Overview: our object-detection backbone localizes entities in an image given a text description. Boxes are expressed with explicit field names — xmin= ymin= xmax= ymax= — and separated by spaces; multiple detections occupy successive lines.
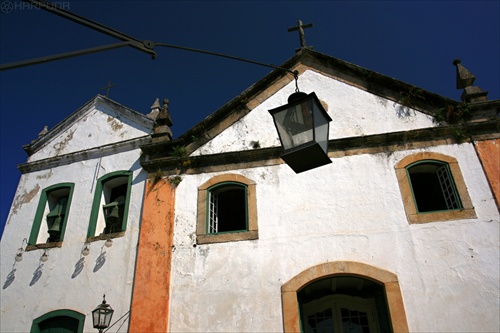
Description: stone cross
xmin=288 ymin=20 xmax=313 ymax=49
xmin=100 ymin=80 xmax=118 ymax=97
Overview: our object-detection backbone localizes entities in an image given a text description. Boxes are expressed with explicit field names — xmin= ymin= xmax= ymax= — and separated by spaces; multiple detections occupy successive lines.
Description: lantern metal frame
xmin=269 ymin=91 xmax=332 ymax=173
xmin=92 ymin=295 xmax=114 ymax=333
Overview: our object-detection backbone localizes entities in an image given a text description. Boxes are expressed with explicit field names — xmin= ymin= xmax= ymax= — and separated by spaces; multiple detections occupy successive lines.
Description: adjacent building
xmin=0 ymin=95 xmax=154 ymax=332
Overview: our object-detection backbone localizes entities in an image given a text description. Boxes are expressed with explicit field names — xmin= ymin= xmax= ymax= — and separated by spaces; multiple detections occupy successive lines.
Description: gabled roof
xmin=23 ymin=94 xmax=154 ymax=157
xmin=141 ymin=48 xmax=499 ymax=173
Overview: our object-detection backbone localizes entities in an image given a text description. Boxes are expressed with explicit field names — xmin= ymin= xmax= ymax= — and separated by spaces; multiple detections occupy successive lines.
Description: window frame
xmin=87 ymin=170 xmax=132 ymax=241
xmin=281 ymin=261 xmax=409 ymax=333
xmin=27 ymin=183 xmax=75 ymax=249
xmin=395 ymin=152 xmax=476 ymax=224
xmin=197 ymin=174 xmax=258 ymax=244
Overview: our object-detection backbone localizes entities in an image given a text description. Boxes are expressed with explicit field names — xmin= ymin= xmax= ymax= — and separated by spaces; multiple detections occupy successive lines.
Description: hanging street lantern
xmin=92 ymin=294 xmax=114 ymax=333
xmin=269 ymin=91 xmax=332 ymax=173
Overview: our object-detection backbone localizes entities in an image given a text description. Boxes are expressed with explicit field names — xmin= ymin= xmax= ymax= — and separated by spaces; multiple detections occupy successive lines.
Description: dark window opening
xmin=408 ymin=162 xmax=462 ymax=213
xmin=102 ymin=178 xmax=128 ymax=234
xmin=298 ymin=276 xmax=392 ymax=333
xmin=208 ymin=184 xmax=247 ymax=233
xmin=46 ymin=188 xmax=70 ymax=243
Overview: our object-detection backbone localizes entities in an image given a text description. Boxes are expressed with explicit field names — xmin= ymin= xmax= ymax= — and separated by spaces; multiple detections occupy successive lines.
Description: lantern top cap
xmin=287 ymin=91 xmax=308 ymax=103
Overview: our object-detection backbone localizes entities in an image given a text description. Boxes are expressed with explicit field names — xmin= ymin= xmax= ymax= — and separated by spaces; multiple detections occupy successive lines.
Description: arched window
xmin=207 ymin=182 xmax=247 ymax=234
xmin=28 ymin=183 xmax=75 ymax=248
xmin=407 ymin=161 xmax=462 ymax=213
xmin=87 ymin=171 xmax=132 ymax=240
xmin=197 ymin=174 xmax=258 ymax=244
xmin=395 ymin=152 xmax=476 ymax=224
xmin=281 ymin=261 xmax=409 ymax=333
xmin=31 ymin=309 xmax=85 ymax=333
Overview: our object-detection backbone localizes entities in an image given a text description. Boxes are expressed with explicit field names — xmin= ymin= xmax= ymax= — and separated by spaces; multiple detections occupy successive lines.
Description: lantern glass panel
xmin=92 ymin=310 xmax=100 ymax=328
xmin=272 ymin=98 xmax=314 ymax=150
xmin=311 ymin=98 xmax=330 ymax=153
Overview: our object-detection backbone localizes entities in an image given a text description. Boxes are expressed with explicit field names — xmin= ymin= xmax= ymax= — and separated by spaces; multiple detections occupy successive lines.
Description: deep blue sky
xmin=1 ymin=1 xmax=499 ymax=237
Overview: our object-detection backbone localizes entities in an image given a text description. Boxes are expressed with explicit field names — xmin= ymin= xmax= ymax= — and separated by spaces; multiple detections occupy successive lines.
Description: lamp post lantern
xmin=92 ymin=295 xmax=114 ymax=333
xmin=269 ymin=91 xmax=332 ymax=173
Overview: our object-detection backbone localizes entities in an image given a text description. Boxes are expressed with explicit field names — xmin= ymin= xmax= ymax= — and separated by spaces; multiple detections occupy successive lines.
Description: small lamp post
xmin=92 ymin=294 xmax=114 ymax=333
xmin=269 ymin=91 xmax=332 ymax=173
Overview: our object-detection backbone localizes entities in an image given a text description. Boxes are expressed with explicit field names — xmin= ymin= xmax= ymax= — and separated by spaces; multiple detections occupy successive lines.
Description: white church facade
xmin=1 ymin=48 xmax=498 ymax=333
xmin=135 ymin=49 xmax=499 ymax=332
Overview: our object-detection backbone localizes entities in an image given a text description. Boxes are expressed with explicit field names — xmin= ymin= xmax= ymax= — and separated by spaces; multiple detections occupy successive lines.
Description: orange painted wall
xmin=475 ymin=139 xmax=500 ymax=208
xmin=129 ymin=179 xmax=175 ymax=332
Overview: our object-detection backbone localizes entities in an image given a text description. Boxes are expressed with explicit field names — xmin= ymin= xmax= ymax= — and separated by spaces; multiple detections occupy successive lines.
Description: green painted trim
xmin=206 ymin=182 xmax=248 ymax=234
xmin=28 ymin=183 xmax=75 ymax=246
xmin=87 ymin=170 xmax=132 ymax=238
xmin=31 ymin=309 xmax=85 ymax=333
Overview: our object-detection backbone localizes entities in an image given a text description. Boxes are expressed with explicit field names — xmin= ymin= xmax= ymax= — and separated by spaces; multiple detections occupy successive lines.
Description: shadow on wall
xmin=71 ymin=257 xmax=85 ymax=279
xmin=3 ymin=267 xmax=16 ymax=289
xmin=93 ymin=251 xmax=106 ymax=273
xmin=29 ymin=263 xmax=43 ymax=286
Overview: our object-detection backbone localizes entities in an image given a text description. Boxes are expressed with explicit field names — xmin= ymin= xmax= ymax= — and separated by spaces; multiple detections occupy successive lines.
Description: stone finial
xmin=151 ymin=98 xmax=161 ymax=110
xmin=152 ymin=98 xmax=174 ymax=143
xmin=158 ymin=99 xmax=173 ymax=127
xmin=38 ymin=125 xmax=48 ymax=138
xmin=147 ymin=98 xmax=161 ymax=119
xmin=453 ymin=59 xmax=488 ymax=103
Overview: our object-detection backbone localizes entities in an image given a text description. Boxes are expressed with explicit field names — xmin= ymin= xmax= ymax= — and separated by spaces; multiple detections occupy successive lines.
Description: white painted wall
xmin=170 ymin=145 xmax=499 ymax=332
xmin=28 ymin=98 xmax=151 ymax=162
xmin=192 ymin=70 xmax=436 ymax=156
xmin=0 ymin=100 xmax=150 ymax=332
xmin=169 ymin=67 xmax=499 ymax=333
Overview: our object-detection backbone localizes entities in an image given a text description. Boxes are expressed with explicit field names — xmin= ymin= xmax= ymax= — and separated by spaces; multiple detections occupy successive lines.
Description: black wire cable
xmin=151 ymin=41 xmax=299 ymax=78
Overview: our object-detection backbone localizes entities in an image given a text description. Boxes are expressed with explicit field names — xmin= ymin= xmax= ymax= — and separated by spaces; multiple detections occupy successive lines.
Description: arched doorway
xmin=281 ymin=261 xmax=409 ymax=333
xmin=31 ymin=309 xmax=85 ymax=333
xmin=298 ymin=276 xmax=390 ymax=332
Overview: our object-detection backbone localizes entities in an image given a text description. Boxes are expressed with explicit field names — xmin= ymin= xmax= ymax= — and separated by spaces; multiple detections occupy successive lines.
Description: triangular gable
xmin=24 ymin=95 xmax=153 ymax=162
xmin=140 ymin=48 xmax=496 ymax=173
xmin=171 ymin=49 xmax=454 ymax=155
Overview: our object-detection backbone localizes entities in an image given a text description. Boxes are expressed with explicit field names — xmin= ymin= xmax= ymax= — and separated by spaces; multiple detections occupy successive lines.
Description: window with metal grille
xmin=208 ymin=183 xmax=247 ymax=234
xmin=407 ymin=161 xmax=463 ymax=213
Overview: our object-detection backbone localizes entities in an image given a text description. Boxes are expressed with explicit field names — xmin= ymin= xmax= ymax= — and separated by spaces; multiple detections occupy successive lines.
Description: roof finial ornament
xmin=100 ymin=80 xmax=118 ymax=98
xmin=38 ymin=125 xmax=48 ymax=138
xmin=288 ymin=20 xmax=313 ymax=52
xmin=151 ymin=98 xmax=173 ymax=143
xmin=453 ymin=59 xmax=488 ymax=103
xmin=147 ymin=98 xmax=161 ymax=120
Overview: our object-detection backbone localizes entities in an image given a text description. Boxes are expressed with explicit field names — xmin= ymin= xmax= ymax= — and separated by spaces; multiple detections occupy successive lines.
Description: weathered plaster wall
xmin=192 ymin=70 xmax=436 ymax=156
xmin=0 ymin=148 xmax=146 ymax=332
xmin=129 ymin=178 xmax=175 ymax=332
xmin=474 ymin=138 xmax=500 ymax=208
xmin=169 ymin=143 xmax=499 ymax=332
xmin=28 ymin=101 xmax=150 ymax=162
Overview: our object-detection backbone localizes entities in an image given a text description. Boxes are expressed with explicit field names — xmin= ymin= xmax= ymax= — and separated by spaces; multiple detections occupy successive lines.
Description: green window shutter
xmin=436 ymin=165 xmax=462 ymax=210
